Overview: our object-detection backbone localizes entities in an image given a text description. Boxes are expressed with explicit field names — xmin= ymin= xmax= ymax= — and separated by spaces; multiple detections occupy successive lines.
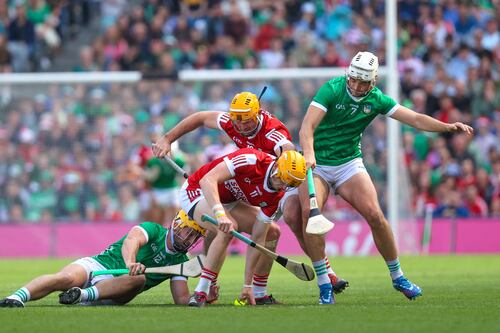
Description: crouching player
xmin=179 ymin=148 xmax=306 ymax=306
xmin=0 ymin=210 xmax=205 ymax=308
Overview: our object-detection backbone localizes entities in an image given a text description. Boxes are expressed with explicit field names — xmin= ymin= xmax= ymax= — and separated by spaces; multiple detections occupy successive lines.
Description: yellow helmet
xmin=276 ymin=150 xmax=307 ymax=188
xmin=173 ymin=209 xmax=206 ymax=235
xmin=170 ymin=209 xmax=206 ymax=252
xmin=229 ymin=92 xmax=260 ymax=122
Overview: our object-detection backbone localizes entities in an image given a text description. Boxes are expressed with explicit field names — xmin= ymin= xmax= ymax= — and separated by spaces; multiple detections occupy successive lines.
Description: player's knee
xmin=55 ymin=272 xmax=78 ymax=288
xmin=364 ymin=207 xmax=385 ymax=228
xmin=283 ymin=206 xmax=301 ymax=227
xmin=284 ymin=212 xmax=302 ymax=235
xmin=129 ymin=275 xmax=146 ymax=289
xmin=266 ymin=223 xmax=281 ymax=241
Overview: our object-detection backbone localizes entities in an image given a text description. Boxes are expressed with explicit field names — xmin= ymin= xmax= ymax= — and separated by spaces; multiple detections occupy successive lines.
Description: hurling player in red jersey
xmin=178 ymin=148 xmax=306 ymax=307
xmin=153 ymin=92 xmax=312 ymax=304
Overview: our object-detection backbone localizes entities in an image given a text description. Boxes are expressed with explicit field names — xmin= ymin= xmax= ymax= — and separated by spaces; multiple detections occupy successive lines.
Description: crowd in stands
xmin=0 ymin=0 xmax=92 ymax=71
xmin=0 ymin=0 xmax=498 ymax=223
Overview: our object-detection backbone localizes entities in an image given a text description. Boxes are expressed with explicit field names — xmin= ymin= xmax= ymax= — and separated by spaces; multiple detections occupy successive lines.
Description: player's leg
xmin=188 ymin=198 xmax=234 ymax=307
xmin=230 ymin=203 xmax=281 ymax=304
xmin=336 ymin=171 xmax=422 ymax=300
xmin=170 ymin=277 xmax=190 ymax=305
xmin=282 ymin=192 xmax=309 ymax=255
xmin=59 ymin=274 xmax=147 ymax=305
xmin=298 ymin=173 xmax=336 ymax=304
xmin=0 ymin=262 xmax=88 ymax=308
xmin=164 ymin=187 xmax=181 ymax=226
xmin=98 ymin=275 xmax=147 ymax=304
xmin=139 ymin=190 xmax=154 ymax=222
xmin=150 ymin=191 xmax=165 ymax=225
xmin=283 ymin=187 xmax=347 ymax=296
xmin=58 ymin=255 xmax=150 ymax=306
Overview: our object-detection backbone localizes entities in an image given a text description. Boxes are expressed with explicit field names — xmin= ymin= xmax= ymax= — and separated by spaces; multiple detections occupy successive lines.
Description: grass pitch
xmin=1 ymin=255 xmax=499 ymax=333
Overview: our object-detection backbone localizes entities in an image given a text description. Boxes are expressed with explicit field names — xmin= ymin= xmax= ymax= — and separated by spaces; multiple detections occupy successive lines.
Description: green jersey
xmin=92 ymin=222 xmax=188 ymax=291
xmin=311 ymin=76 xmax=399 ymax=166
xmin=146 ymin=156 xmax=185 ymax=189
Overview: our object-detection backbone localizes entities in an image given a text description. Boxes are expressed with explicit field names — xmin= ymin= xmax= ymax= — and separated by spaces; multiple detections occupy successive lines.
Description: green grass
xmin=1 ymin=255 xmax=499 ymax=333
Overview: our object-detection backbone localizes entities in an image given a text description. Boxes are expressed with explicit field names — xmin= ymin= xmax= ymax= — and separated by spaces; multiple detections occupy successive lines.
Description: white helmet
xmin=347 ymin=51 xmax=379 ymax=96
xmin=348 ymin=51 xmax=379 ymax=81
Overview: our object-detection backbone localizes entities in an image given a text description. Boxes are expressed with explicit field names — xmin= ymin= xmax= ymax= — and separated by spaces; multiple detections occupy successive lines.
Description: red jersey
xmin=186 ymin=148 xmax=283 ymax=222
xmin=217 ymin=110 xmax=292 ymax=157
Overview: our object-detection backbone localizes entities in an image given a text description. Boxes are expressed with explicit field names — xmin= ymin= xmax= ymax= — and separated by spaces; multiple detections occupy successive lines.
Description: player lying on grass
xmin=0 ymin=210 xmax=206 ymax=308
xmin=179 ymin=148 xmax=306 ymax=306
xmin=153 ymin=91 xmax=347 ymax=304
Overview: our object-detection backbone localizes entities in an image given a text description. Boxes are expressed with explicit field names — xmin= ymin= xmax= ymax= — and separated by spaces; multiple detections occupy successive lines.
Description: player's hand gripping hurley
xmin=202 ymin=214 xmax=314 ymax=281
xmin=305 ymin=168 xmax=334 ymax=235
xmin=163 ymin=154 xmax=315 ymax=281
xmin=90 ymin=255 xmax=205 ymax=278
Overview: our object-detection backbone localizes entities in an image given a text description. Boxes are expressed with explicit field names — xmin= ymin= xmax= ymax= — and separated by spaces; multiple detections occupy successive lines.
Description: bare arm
xmin=299 ymin=105 xmax=327 ymax=169
xmin=275 ymin=142 xmax=296 ymax=156
xmin=121 ymin=226 xmax=148 ymax=275
xmin=170 ymin=278 xmax=190 ymax=305
xmin=199 ymin=161 xmax=235 ymax=233
xmin=152 ymin=111 xmax=222 ymax=157
xmin=390 ymin=106 xmax=474 ymax=135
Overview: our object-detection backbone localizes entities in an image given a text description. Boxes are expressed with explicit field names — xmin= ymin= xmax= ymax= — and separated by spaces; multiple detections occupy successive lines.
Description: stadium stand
xmin=0 ymin=0 xmax=498 ymax=222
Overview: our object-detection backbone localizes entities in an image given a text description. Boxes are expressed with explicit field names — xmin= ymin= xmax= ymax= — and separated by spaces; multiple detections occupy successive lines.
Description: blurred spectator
xmin=464 ymin=184 xmax=489 ymax=217
xmin=73 ymin=45 xmax=99 ymax=72
xmin=0 ymin=33 xmax=12 ymax=72
xmin=8 ymin=2 xmax=35 ymax=71
xmin=433 ymin=189 xmax=470 ymax=218
xmin=1 ymin=1 xmax=499 ymax=223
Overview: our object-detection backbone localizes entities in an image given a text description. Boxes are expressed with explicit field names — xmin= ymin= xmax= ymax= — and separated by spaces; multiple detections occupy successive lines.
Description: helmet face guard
xmin=229 ymin=92 xmax=261 ymax=136
xmin=275 ymin=150 xmax=307 ymax=190
xmin=169 ymin=210 xmax=205 ymax=253
xmin=346 ymin=76 xmax=376 ymax=97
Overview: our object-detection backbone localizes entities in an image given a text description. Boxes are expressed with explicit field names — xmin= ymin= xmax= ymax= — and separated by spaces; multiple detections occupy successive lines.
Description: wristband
xmin=215 ymin=210 xmax=226 ymax=218
xmin=212 ymin=204 xmax=225 ymax=218
xmin=243 ymin=284 xmax=253 ymax=288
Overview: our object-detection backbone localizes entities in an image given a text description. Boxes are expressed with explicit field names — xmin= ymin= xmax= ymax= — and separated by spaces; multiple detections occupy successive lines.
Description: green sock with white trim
xmin=7 ymin=287 xmax=31 ymax=303
xmin=80 ymin=286 xmax=99 ymax=302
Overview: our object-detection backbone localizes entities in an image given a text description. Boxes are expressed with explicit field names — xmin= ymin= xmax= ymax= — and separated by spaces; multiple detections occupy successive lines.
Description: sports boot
xmin=59 ymin=287 xmax=83 ymax=305
xmin=392 ymin=276 xmax=422 ymax=300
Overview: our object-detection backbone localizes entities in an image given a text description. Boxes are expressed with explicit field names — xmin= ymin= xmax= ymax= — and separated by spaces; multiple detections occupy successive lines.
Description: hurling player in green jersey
xmin=0 ymin=210 xmax=205 ymax=308
xmin=299 ymin=51 xmax=473 ymax=304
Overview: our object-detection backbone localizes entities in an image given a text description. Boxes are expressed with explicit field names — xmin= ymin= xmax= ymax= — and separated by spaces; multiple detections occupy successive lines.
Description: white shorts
xmin=139 ymin=190 xmax=152 ymax=211
xmin=313 ymin=158 xmax=367 ymax=193
xmin=179 ymin=181 xmax=237 ymax=219
xmin=152 ymin=188 xmax=179 ymax=206
xmin=72 ymin=257 xmax=114 ymax=288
